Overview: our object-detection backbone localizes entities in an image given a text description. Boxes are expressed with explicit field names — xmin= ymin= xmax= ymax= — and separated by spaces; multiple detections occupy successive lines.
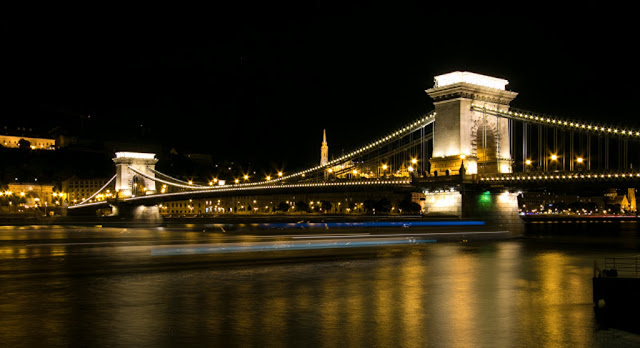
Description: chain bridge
xmin=68 ymin=71 xmax=640 ymax=231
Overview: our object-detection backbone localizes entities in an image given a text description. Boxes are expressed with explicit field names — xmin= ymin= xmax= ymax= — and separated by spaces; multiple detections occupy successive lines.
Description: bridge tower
xmin=112 ymin=152 xmax=158 ymax=198
xmin=426 ymin=71 xmax=518 ymax=175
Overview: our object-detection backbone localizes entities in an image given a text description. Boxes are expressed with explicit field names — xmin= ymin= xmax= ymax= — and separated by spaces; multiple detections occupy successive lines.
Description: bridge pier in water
xmin=111 ymin=203 xmax=163 ymax=224
xmin=423 ymin=187 xmax=523 ymax=235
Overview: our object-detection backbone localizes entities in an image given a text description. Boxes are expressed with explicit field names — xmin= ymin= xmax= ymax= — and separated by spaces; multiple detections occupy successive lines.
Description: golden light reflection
xmin=231 ymin=283 xmax=255 ymax=343
xmin=345 ymin=272 xmax=364 ymax=347
xmin=401 ymin=253 xmax=426 ymax=344
xmin=449 ymin=252 xmax=476 ymax=346
xmin=263 ymin=285 xmax=287 ymax=346
xmin=374 ymin=262 xmax=394 ymax=347
xmin=320 ymin=276 xmax=340 ymax=347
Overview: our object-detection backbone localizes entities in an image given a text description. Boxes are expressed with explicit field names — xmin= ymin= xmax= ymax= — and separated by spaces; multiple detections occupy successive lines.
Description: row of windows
xmin=67 ymin=182 xmax=106 ymax=186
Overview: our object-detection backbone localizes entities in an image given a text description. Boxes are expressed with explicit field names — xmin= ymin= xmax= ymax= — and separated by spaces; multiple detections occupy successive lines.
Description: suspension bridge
xmin=68 ymin=71 xmax=640 ymax=230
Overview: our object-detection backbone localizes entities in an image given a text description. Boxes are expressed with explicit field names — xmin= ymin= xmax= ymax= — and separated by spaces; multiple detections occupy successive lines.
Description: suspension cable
xmin=74 ymin=174 xmax=116 ymax=206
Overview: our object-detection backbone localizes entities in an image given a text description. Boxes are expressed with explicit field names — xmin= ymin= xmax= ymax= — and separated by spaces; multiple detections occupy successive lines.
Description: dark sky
xmin=3 ymin=2 xmax=637 ymax=171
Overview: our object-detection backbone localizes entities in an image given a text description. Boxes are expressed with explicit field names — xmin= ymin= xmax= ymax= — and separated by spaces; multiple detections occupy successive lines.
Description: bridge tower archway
xmin=426 ymin=71 xmax=518 ymax=175
xmin=112 ymin=152 xmax=158 ymax=198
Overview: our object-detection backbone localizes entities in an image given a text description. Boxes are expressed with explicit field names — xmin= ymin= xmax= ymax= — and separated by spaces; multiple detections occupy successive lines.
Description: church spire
xmin=320 ymin=129 xmax=328 ymax=166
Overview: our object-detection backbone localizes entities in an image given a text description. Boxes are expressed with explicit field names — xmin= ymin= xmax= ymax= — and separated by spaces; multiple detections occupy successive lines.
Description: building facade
xmin=62 ymin=177 xmax=114 ymax=204
xmin=6 ymin=183 xmax=56 ymax=207
xmin=0 ymin=135 xmax=55 ymax=150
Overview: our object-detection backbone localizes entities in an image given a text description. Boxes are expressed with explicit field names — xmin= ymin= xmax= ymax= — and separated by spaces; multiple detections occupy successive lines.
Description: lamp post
xmin=576 ymin=157 xmax=584 ymax=171
xmin=550 ymin=154 xmax=558 ymax=171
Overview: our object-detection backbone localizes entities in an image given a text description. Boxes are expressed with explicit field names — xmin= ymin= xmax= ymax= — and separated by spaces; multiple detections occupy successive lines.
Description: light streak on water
xmin=150 ymin=231 xmax=508 ymax=256
xmin=258 ymin=221 xmax=485 ymax=229
xmin=150 ymin=238 xmax=436 ymax=256
xmin=291 ymin=231 xmax=503 ymax=239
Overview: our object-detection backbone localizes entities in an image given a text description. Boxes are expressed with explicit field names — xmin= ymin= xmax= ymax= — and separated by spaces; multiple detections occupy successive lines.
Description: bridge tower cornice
xmin=426 ymin=82 xmax=518 ymax=105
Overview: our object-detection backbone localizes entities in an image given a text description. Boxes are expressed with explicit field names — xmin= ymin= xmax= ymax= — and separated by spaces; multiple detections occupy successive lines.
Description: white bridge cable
xmin=74 ymin=174 xmax=116 ymax=206
xmin=127 ymin=166 xmax=208 ymax=190
xmin=133 ymin=113 xmax=435 ymax=190
xmin=124 ymin=179 xmax=412 ymax=202
xmin=471 ymin=104 xmax=640 ymax=137
xmin=126 ymin=165 xmax=411 ymax=200
xmin=148 ymin=168 xmax=203 ymax=186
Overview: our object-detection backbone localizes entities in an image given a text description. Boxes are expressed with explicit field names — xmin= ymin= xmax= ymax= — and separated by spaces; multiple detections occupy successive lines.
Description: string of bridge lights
xmin=480 ymin=172 xmax=640 ymax=182
xmin=471 ymin=105 xmax=640 ymax=136
xmin=128 ymin=112 xmax=436 ymax=191
xmin=124 ymin=179 xmax=412 ymax=202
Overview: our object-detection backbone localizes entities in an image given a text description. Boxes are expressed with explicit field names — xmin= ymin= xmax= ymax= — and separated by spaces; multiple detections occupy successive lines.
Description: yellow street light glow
xmin=550 ymin=154 xmax=558 ymax=161
xmin=188 ymin=180 xmax=193 ymax=185
xmin=408 ymin=166 xmax=414 ymax=172
xmin=266 ymin=175 xmax=271 ymax=181
xmin=411 ymin=158 xmax=418 ymax=164
xmin=577 ymin=157 xmax=584 ymax=163
xmin=352 ymin=169 xmax=358 ymax=175
xmin=525 ymin=159 xmax=532 ymax=165
xmin=328 ymin=168 xmax=333 ymax=173
xmin=234 ymin=179 xmax=240 ymax=184
xmin=382 ymin=164 xmax=388 ymax=170
xmin=459 ymin=154 xmax=466 ymax=160
xmin=243 ymin=175 xmax=249 ymax=180
xmin=278 ymin=172 xmax=283 ymax=177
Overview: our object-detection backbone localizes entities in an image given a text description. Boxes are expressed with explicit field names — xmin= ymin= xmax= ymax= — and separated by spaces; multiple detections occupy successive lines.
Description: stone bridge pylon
xmin=426 ymin=71 xmax=518 ymax=175
xmin=112 ymin=152 xmax=158 ymax=198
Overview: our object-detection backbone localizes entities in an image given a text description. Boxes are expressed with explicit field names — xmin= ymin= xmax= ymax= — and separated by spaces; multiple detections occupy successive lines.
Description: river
xmin=1 ymin=222 xmax=639 ymax=347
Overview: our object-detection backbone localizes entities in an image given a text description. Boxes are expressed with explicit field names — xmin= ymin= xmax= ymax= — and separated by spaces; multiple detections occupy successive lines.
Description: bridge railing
xmin=604 ymin=257 xmax=640 ymax=277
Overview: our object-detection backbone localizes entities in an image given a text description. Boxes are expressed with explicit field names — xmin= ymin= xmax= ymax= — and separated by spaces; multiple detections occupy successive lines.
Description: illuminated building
xmin=6 ymin=183 xmax=56 ymax=207
xmin=62 ymin=177 xmax=114 ymax=203
xmin=0 ymin=135 xmax=55 ymax=150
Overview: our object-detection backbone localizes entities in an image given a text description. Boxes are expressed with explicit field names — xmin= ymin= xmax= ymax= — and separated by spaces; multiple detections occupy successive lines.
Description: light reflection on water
xmin=1 ymin=226 xmax=639 ymax=346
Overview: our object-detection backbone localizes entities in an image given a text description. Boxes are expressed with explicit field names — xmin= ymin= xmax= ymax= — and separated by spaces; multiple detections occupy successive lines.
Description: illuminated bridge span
xmin=70 ymin=71 xmax=640 ymax=223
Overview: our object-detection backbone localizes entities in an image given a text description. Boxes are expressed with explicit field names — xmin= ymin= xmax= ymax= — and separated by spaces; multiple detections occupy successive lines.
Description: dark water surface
xmin=1 ymin=223 xmax=640 ymax=347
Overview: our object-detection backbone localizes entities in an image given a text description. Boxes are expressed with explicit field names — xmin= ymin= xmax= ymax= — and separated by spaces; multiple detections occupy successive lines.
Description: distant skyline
xmin=4 ymin=3 xmax=636 ymax=170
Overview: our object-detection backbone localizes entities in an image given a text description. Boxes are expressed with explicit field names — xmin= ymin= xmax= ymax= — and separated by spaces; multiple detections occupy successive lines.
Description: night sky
xmin=4 ymin=3 xmax=637 ymax=171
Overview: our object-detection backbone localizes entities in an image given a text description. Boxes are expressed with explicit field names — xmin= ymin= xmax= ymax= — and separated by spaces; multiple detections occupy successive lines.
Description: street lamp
xmin=550 ymin=154 xmax=558 ymax=172
xmin=576 ymin=157 xmax=584 ymax=171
